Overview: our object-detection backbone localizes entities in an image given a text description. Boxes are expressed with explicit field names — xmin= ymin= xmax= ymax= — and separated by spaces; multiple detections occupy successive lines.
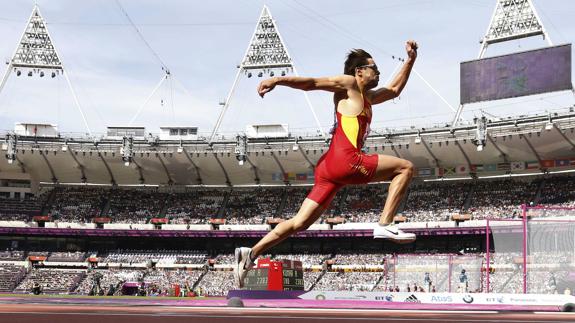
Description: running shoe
xmin=233 ymin=247 xmax=255 ymax=288
xmin=373 ymin=224 xmax=416 ymax=242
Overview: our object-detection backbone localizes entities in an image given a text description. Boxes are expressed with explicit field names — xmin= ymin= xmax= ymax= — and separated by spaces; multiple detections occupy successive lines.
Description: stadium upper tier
xmin=1 ymin=109 xmax=575 ymax=185
xmin=0 ymin=175 xmax=574 ymax=226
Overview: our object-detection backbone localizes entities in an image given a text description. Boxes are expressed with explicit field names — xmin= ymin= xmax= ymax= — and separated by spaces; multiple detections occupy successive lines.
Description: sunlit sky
xmin=0 ymin=0 xmax=573 ymax=138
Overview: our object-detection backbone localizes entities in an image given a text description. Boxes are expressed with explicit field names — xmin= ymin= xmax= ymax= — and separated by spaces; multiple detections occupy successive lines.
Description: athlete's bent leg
xmin=251 ymin=198 xmax=325 ymax=258
xmin=370 ymin=155 xmax=414 ymax=225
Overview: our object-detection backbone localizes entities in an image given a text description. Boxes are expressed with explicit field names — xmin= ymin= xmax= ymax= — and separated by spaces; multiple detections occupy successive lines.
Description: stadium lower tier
xmin=0 ymin=249 xmax=573 ymax=297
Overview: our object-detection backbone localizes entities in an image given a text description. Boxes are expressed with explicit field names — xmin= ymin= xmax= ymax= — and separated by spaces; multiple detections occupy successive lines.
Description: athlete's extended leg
xmin=252 ymin=198 xmax=325 ymax=258
xmin=234 ymin=198 xmax=326 ymax=287
xmin=371 ymin=155 xmax=415 ymax=241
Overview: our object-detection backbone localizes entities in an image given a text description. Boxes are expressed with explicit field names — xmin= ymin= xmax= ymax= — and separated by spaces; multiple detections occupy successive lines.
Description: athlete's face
xmin=356 ymin=58 xmax=380 ymax=89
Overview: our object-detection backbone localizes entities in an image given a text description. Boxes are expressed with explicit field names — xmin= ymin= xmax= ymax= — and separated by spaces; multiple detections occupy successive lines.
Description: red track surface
xmin=0 ymin=304 xmax=574 ymax=323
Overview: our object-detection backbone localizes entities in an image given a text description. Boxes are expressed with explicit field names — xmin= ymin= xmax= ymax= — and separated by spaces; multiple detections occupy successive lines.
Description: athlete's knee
xmin=292 ymin=218 xmax=312 ymax=232
xmin=400 ymin=160 xmax=414 ymax=177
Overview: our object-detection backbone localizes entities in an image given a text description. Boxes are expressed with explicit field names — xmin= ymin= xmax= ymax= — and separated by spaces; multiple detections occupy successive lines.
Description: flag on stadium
xmin=525 ymin=161 xmax=539 ymax=169
xmin=510 ymin=161 xmax=525 ymax=171
xmin=418 ymin=168 xmax=432 ymax=177
xmin=484 ymin=164 xmax=497 ymax=172
xmin=555 ymin=159 xmax=570 ymax=167
xmin=433 ymin=167 xmax=444 ymax=177
xmin=497 ymin=163 xmax=510 ymax=171
xmin=283 ymin=172 xmax=296 ymax=181
xmin=296 ymin=173 xmax=307 ymax=180
xmin=444 ymin=166 xmax=456 ymax=175
xmin=456 ymin=165 xmax=468 ymax=174
xmin=472 ymin=164 xmax=483 ymax=172
xmin=540 ymin=160 xmax=554 ymax=168
xmin=271 ymin=173 xmax=283 ymax=181
xmin=571 ymin=158 xmax=575 ymax=166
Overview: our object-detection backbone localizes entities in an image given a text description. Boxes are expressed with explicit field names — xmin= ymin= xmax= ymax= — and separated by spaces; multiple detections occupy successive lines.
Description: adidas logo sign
xmin=404 ymin=294 xmax=421 ymax=303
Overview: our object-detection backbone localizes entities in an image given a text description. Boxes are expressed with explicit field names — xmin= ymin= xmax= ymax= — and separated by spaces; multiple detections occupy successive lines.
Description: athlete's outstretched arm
xmin=369 ymin=40 xmax=418 ymax=105
xmin=257 ymin=75 xmax=353 ymax=98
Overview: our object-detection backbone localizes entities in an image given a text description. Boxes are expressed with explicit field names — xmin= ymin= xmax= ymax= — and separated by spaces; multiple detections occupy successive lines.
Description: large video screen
xmin=460 ymin=44 xmax=572 ymax=104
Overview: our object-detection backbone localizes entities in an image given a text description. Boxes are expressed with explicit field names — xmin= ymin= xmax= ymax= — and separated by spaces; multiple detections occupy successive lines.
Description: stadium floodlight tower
xmin=209 ymin=5 xmax=324 ymax=143
xmin=451 ymin=0 xmax=553 ymax=130
xmin=0 ymin=5 xmax=92 ymax=135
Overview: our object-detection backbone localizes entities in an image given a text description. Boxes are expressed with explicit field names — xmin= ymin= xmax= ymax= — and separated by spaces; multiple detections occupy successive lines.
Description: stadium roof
xmin=2 ymin=109 xmax=575 ymax=186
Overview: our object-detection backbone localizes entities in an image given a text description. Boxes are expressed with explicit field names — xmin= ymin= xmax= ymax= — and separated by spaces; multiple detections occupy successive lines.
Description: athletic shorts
xmin=307 ymin=152 xmax=378 ymax=207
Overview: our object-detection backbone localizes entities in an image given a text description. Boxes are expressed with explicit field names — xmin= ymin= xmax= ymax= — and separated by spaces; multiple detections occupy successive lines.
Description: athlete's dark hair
xmin=344 ymin=49 xmax=372 ymax=76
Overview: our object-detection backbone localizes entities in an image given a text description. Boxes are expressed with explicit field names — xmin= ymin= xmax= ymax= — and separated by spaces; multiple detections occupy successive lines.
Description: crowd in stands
xmin=225 ymin=188 xmax=284 ymax=224
xmin=105 ymin=189 xmax=164 ymax=224
xmin=333 ymin=252 xmax=387 ymax=266
xmin=141 ymin=268 xmax=204 ymax=295
xmin=466 ymin=179 xmax=539 ymax=220
xmin=195 ymin=270 xmax=234 ymax=296
xmin=15 ymin=268 xmax=85 ymax=294
xmin=47 ymin=251 xmax=86 ymax=262
xmin=101 ymin=250 xmax=207 ymax=265
xmin=1 ymin=175 xmax=575 ymax=226
xmin=0 ymin=192 xmax=46 ymax=222
xmin=164 ymin=190 xmax=225 ymax=224
xmin=0 ymin=249 xmax=25 ymax=261
xmin=314 ymin=271 xmax=382 ymax=291
xmin=538 ymin=175 xmax=575 ymax=207
xmin=402 ymin=181 xmax=471 ymax=223
xmin=0 ymin=250 xmax=571 ymax=296
xmin=49 ymin=187 xmax=107 ymax=222
xmin=272 ymin=253 xmax=329 ymax=266
xmin=75 ymin=269 xmax=144 ymax=295
xmin=0 ymin=264 xmax=26 ymax=292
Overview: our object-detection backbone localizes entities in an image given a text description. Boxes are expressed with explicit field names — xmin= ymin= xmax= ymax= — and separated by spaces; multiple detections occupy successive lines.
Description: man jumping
xmin=234 ymin=41 xmax=418 ymax=287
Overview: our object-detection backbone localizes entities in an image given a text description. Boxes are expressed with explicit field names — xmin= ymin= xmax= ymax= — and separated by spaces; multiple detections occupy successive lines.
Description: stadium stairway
xmin=534 ymin=178 xmax=545 ymax=205
xmin=462 ymin=185 xmax=475 ymax=211
xmin=307 ymin=269 xmax=327 ymax=291
xmin=191 ymin=268 xmax=209 ymax=290
xmin=275 ymin=188 xmax=288 ymax=217
xmin=39 ymin=188 xmax=57 ymax=216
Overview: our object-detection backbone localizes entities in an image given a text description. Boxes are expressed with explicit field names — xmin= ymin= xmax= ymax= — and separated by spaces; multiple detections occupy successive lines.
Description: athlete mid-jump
xmin=235 ymin=41 xmax=418 ymax=287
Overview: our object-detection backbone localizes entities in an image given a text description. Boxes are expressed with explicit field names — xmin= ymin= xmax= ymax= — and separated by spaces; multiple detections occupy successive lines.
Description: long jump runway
xmin=0 ymin=303 xmax=574 ymax=323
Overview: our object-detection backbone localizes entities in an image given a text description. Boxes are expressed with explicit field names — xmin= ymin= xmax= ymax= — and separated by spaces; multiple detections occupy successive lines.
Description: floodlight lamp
xmin=27 ymin=71 xmax=32 ymax=77
xmin=16 ymin=70 xmax=21 ymax=77
xmin=177 ymin=146 xmax=183 ymax=153
xmin=40 ymin=71 xmax=44 ymax=77
xmin=545 ymin=122 xmax=554 ymax=131
xmin=258 ymin=72 xmax=263 ymax=77
xmin=477 ymin=144 xmax=483 ymax=152
xmin=124 ymin=161 xmax=130 ymax=167
xmin=292 ymin=144 xmax=299 ymax=151
xmin=238 ymin=160 xmax=244 ymax=166
xmin=7 ymin=159 xmax=13 ymax=164
xmin=61 ymin=145 xmax=68 ymax=152
xmin=247 ymin=72 xmax=252 ymax=78
xmin=51 ymin=72 xmax=56 ymax=78
xmin=414 ymin=136 xmax=421 ymax=144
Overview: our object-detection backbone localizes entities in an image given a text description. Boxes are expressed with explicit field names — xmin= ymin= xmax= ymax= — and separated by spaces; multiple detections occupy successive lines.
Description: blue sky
xmin=0 ymin=0 xmax=573 ymax=138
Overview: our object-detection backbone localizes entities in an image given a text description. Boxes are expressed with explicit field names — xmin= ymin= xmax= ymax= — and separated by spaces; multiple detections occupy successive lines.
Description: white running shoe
xmin=373 ymin=224 xmax=416 ymax=242
xmin=234 ymin=247 xmax=255 ymax=288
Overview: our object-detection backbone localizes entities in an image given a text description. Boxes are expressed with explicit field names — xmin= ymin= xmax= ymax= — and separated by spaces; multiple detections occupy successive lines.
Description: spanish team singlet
xmin=307 ymin=95 xmax=378 ymax=206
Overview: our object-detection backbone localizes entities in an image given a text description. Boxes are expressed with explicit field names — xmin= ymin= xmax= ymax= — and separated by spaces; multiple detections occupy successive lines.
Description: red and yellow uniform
xmin=307 ymin=96 xmax=378 ymax=206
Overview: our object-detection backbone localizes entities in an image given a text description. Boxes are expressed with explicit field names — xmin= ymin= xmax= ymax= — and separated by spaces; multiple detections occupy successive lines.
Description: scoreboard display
xmin=244 ymin=259 xmax=304 ymax=291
